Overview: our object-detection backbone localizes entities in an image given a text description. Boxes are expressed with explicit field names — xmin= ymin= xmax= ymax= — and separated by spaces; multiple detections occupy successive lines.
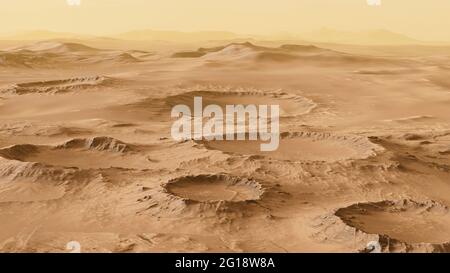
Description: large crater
xmin=164 ymin=174 xmax=264 ymax=203
xmin=164 ymin=91 xmax=316 ymax=118
xmin=199 ymin=132 xmax=382 ymax=162
xmin=0 ymin=137 xmax=149 ymax=170
xmin=121 ymin=90 xmax=317 ymax=122
xmin=336 ymin=199 xmax=450 ymax=245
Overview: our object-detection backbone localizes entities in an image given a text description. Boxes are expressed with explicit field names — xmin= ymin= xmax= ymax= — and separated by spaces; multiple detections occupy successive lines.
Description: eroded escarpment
xmin=0 ymin=76 xmax=114 ymax=95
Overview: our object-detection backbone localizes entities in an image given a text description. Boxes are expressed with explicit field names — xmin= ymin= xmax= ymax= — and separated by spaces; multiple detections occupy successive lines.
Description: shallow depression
xmin=336 ymin=200 xmax=450 ymax=244
xmin=165 ymin=174 xmax=264 ymax=203
xmin=199 ymin=132 xmax=382 ymax=162
xmin=165 ymin=91 xmax=316 ymax=117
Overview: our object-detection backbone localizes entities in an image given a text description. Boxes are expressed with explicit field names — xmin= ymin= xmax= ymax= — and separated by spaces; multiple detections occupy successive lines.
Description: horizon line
xmin=0 ymin=28 xmax=449 ymax=45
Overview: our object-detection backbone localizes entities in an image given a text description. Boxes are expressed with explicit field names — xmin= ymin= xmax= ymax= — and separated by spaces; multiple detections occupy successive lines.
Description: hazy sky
xmin=1 ymin=0 xmax=449 ymax=41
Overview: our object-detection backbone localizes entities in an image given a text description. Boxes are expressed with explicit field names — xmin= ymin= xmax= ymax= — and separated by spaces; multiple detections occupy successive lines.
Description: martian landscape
xmin=0 ymin=36 xmax=449 ymax=253
xmin=1 ymin=1 xmax=450 ymax=254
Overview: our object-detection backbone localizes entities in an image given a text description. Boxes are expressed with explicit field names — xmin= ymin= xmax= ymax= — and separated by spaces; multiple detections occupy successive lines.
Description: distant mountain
xmin=114 ymin=30 xmax=247 ymax=42
xmin=169 ymin=42 xmax=408 ymax=68
xmin=300 ymin=28 xmax=421 ymax=45
xmin=0 ymin=41 xmax=145 ymax=68
xmin=0 ymin=30 xmax=96 ymax=41
xmin=8 ymin=41 xmax=102 ymax=53
xmin=172 ymin=42 xmax=327 ymax=62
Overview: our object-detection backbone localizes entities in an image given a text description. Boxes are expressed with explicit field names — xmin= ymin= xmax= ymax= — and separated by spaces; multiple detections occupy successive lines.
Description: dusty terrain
xmin=0 ymin=39 xmax=450 ymax=253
